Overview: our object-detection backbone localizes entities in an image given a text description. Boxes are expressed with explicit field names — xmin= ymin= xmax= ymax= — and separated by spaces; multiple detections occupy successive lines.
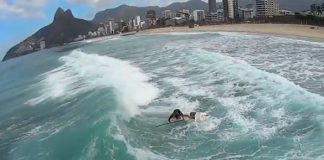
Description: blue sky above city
xmin=0 ymin=0 xmax=211 ymax=59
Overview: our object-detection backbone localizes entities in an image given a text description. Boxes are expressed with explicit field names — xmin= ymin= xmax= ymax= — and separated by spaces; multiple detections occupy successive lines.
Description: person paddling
xmin=156 ymin=109 xmax=201 ymax=127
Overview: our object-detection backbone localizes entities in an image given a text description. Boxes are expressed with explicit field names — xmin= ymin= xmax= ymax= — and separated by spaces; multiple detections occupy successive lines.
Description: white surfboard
xmin=194 ymin=112 xmax=208 ymax=122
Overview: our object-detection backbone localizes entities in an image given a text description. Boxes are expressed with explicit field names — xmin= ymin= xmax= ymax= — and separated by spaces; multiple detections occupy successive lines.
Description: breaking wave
xmin=25 ymin=49 xmax=159 ymax=118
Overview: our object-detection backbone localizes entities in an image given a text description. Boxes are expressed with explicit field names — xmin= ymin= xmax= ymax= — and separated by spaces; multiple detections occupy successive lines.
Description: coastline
xmin=141 ymin=24 xmax=324 ymax=42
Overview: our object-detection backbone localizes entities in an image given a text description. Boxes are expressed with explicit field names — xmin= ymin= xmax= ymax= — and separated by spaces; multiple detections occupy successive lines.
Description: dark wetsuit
xmin=168 ymin=109 xmax=184 ymax=122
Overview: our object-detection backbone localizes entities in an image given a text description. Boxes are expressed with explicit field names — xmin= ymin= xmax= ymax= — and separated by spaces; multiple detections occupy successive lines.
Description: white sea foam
xmin=188 ymin=47 xmax=324 ymax=140
xmin=81 ymin=138 xmax=99 ymax=160
xmin=194 ymin=48 xmax=324 ymax=108
xmin=26 ymin=49 xmax=159 ymax=118
xmin=163 ymin=77 xmax=214 ymax=97
xmin=218 ymin=96 xmax=257 ymax=133
xmin=111 ymin=124 xmax=169 ymax=160
xmin=160 ymin=32 xmax=217 ymax=36
xmin=193 ymin=116 xmax=221 ymax=132
xmin=161 ymin=94 xmax=200 ymax=114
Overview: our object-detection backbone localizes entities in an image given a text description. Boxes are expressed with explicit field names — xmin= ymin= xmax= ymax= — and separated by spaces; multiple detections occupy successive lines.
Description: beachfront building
xmin=193 ymin=10 xmax=205 ymax=23
xmin=223 ymin=0 xmax=239 ymax=21
xmin=136 ymin=16 xmax=141 ymax=27
xmin=140 ymin=21 xmax=146 ymax=29
xmin=40 ymin=41 xmax=46 ymax=50
xmin=179 ymin=9 xmax=190 ymax=18
xmin=255 ymin=0 xmax=280 ymax=18
xmin=278 ymin=10 xmax=295 ymax=16
xmin=108 ymin=20 xmax=114 ymax=34
xmin=162 ymin=10 xmax=174 ymax=19
xmin=208 ymin=0 xmax=217 ymax=13
xmin=206 ymin=10 xmax=224 ymax=23
xmin=223 ymin=0 xmax=228 ymax=20
xmin=239 ymin=8 xmax=255 ymax=21
xmin=146 ymin=10 xmax=157 ymax=27
xmin=96 ymin=23 xmax=107 ymax=36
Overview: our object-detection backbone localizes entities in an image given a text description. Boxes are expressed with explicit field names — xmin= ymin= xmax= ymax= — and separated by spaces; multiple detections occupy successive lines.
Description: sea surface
xmin=1 ymin=32 xmax=324 ymax=160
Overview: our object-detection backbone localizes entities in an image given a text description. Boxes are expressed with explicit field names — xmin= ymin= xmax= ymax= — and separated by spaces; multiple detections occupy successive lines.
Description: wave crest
xmin=25 ymin=50 xmax=159 ymax=118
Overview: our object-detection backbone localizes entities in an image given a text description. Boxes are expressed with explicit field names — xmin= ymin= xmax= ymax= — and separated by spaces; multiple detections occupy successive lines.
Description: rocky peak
xmin=54 ymin=7 xmax=74 ymax=22
xmin=2 ymin=7 xmax=97 ymax=62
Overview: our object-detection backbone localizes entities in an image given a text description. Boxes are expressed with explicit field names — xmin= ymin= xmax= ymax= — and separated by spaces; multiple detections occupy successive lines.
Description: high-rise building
xmin=239 ymin=8 xmax=255 ymax=21
xmin=108 ymin=20 xmax=114 ymax=34
xmin=223 ymin=0 xmax=229 ymax=19
xmin=136 ymin=16 xmax=141 ymax=26
xmin=179 ymin=9 xmax=190 ymax=18
xmin=208 ymin=0 xmax=217 ymax=13
xmin=162 ymin=10 xmax=174 ymax=19
xmin=193 ymin=10 xmax=205 ymax=22
xmin=223 ymin=0 xmax=239 ymax=21
xmin=256 ymin=0 xmax=279 ymax=18
xmin=206 ymin=10 xmax=224 ymax=23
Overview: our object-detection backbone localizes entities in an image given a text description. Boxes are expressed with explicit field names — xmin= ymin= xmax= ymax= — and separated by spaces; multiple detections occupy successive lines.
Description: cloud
xmin=67 ymin=0 xmax=209 ymax=10
xmin=0 ymin=0 xmax=49 ymax=20
xmin=67 ymin=0 xmax=113 ymax=10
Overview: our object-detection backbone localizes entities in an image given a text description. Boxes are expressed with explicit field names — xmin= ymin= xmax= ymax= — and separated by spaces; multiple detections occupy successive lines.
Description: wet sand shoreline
xmin=141 ymin=24 xmax=324 ymax=41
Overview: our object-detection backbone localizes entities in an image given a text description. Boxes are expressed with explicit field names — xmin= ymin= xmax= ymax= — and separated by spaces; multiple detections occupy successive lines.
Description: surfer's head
xmin=168 ymin=109 xmax=184 ymax=122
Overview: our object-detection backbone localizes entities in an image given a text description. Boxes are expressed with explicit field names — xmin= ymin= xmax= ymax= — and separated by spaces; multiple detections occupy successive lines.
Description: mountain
xmin=2 ymin=8 xmax=98 ymax=62
xmin=93 ymin=0 xmax=208 ymax=23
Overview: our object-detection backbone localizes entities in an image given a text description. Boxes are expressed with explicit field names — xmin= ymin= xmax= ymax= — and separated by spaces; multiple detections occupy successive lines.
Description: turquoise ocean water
xmin=1 ymin=32 xmax=324 ymax=160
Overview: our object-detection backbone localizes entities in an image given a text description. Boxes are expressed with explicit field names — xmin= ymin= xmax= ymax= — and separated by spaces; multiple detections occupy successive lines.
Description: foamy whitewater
xmin=1 ymin=32 xmax=324 ymax=160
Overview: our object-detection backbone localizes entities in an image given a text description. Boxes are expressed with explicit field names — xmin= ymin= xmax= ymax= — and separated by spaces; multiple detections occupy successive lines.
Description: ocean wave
xmin=25 ymin=49 xmax=159 ymax=118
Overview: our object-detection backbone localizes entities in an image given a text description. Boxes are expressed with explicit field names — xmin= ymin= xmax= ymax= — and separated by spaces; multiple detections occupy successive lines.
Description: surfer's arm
xmin=168 ymin=114 xmax=174 ymax=122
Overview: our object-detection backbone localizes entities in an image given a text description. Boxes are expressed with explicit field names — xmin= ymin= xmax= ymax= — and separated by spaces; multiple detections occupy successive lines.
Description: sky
xmin=0 ymin=0 xmax=210 ymax=60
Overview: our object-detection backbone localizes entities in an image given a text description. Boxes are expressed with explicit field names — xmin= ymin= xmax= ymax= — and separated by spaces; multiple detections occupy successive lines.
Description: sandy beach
xmin=142 ymin=24 xmax=324 ymax=41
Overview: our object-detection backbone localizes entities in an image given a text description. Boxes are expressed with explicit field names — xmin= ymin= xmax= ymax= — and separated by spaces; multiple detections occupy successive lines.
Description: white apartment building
xmin=136 ymin=16 xmax=141 ymax=26
xmin=256 ymin=0 xmax=279 ymax=18
xmin=228 ymin=0 xmax=234 ymax=19
xmin=193 ymin=10 xmax=205 ymax=22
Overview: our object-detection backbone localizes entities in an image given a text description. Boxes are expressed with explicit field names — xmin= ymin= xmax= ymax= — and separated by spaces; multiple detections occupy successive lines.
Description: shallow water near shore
xmin=1 ymin=32 xmax=324 ymax=160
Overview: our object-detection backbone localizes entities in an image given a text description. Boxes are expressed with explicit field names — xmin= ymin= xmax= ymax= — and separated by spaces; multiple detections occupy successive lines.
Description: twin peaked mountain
xmin=2 ymin=8 xmax=98 ymax=61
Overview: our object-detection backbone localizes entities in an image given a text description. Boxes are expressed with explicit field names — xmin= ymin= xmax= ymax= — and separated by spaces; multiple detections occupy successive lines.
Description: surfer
xmin=156 ymin=110 xmax=205 ymax=127
xmin=168 ymin=109 xmax=196 ymax=122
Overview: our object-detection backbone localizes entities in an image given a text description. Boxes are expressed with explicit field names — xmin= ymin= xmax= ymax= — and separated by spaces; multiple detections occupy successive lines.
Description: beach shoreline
xmin=141 ymin=24 xmax=324 ymax=42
